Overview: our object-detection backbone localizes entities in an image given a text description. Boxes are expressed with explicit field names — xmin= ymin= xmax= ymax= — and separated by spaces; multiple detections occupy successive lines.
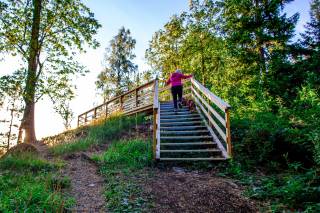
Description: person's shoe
xmin=178 ymin=102 xmax=182 ymax=109
xmin=173 ymin=108 xmax=178 ymax=114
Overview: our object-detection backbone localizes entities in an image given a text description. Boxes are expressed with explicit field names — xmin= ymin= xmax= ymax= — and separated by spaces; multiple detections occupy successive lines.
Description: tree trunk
xmin=18 ymin=0 xmax=42 ymax=144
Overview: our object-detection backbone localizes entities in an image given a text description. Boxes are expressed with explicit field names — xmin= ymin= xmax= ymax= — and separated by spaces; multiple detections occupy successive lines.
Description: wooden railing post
xmin=225 ymin=108 xmax=232 ymax=157
xmin=84 ymin=113 xmax=87 ymax=124
xmin=94 ymin=108 xmax=97 ymax=119
xmin=153 ymin=79 xmax=159 ymax=160
xmin=77 ymin=116 xmax=80 ymax=127
xmin=105 ymin=103 xmax=108 ymax=118
xmin=135 ymin=89 xmax=138 ymax=107
xmin=120 ymin=96 xmax=123 ymax=110
xmin=153 ymin=108 xmax=158 ymax=160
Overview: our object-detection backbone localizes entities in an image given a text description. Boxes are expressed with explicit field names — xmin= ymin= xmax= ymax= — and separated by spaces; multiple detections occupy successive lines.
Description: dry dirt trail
xmin=146 ymin=167 xmax=260 ymax=213
xmin=35 ymin=142 xmax=107 ymax=212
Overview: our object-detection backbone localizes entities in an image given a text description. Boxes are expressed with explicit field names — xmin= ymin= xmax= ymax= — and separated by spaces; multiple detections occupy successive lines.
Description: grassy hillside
xmin=0 ymin=153 xmax=74 ymax=212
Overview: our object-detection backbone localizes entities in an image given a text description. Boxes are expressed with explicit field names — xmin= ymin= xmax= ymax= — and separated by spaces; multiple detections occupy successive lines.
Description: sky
xmin=0 ymin=0 xmax=312 ymax=139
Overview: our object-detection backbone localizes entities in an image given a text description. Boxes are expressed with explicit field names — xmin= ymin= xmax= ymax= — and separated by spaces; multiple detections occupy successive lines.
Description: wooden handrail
xmin=191 ymin=78 xmax=231 ymax=111
xmin=78 ymin=79 xmax=156 ymax=127
xmin=190 ymin=77 xmax=232 ymax=158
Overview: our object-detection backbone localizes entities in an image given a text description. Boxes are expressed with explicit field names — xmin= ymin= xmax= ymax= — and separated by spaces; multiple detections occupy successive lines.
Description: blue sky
xmin=0 ymin=0 xmax=312 ymax=138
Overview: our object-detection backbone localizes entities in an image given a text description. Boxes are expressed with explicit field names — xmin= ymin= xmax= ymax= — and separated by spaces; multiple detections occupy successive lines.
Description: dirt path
xmin=145 ymin=167 xmax=260 ymax=213
xmin=35 ymin=142 xmax=107 ymax=212
xmin=62 ymin=152 xmax=105 ymax=212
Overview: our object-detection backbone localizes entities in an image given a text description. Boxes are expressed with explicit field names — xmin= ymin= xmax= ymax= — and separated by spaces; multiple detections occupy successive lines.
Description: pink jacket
xmin=166 ymin=72 xmax=193 ymax=87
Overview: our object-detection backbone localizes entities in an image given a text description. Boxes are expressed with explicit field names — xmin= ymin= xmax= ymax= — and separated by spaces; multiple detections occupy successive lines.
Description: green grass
xmin=0 ymin=152 xmax=63 ymax=172
xmin=50 ymin=114 xmax=143 ymax=155
xmin=93 ymin=139 xmax=153 ymax=212
xmin=0 ymin=153 xmax=74 ymax=212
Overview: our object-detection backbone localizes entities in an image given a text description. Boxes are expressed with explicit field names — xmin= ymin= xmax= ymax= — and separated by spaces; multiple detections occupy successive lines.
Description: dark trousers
xmin=171 ymin=85 xmax=183 ymax=109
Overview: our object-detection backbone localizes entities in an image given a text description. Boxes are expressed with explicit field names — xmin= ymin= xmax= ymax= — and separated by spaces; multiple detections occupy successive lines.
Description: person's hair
xmin=175 ymin=69 xmax=182 ymax=73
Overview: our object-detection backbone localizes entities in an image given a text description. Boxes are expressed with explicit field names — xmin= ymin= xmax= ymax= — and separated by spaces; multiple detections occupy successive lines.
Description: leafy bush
xmin=232 ymin=85 xmax=320 ymax=169
xmin=246 ymin=168 xmax=320 ymax=212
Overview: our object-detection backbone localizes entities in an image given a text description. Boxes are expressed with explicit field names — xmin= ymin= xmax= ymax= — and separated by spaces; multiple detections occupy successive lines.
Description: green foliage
xmin=0 ymin=0 xmax=101 ymax=143
xmin=50 ymin=114 xmax=144 ymax=155
xmin=96 ymin=27 xmax=138 ymax=100
xmin=219 ymin=162 xmax=320 ymax=212
xmin=246 ymin=169 xmax=320 ymax=212
xmin=233 ymin=85 xmax=320 ymax=169
xmin=0 ymin=153 xmax=74 ymax=212
xmin=94 ymin=139 xmax=152 ymax=212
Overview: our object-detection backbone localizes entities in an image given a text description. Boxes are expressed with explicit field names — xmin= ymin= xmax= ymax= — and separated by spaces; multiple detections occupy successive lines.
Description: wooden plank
xmin=124 ymin=103 xmax=153 ymax=115
xmin=191 ymin=78 xmax=231 ymax=111
xmin=225 ymin=108 xmax=232 ymax=157
xmin=194 ymin=96 xmax=227 ymax=142
xmin=107 ymin=80 xmax=155 ymax=104
xmin=153 ymin=80 xmax=159 ymax=109
xmin=192 ymin=87 xmax=226 ymax=127
xmin=135 ymin=89 xmax=138 ymax=107
xmin=153 ymin=108 xmax=157 ymax=160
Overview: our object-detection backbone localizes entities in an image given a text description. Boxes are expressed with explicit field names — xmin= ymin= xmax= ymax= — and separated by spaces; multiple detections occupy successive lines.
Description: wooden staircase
xmin=78 ymin=77 xmax=232 ymax=161
xmin=159 ymin=102 xmax=225 ymax=161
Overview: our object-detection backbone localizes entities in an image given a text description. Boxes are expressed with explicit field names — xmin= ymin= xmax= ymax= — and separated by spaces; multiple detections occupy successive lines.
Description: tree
xmin=300 ymin=0 xmax=320 ymax=90
xmin=0 ymin=72 xmax=24 ymax=150
xmin=217 ymin=0 xmax=298 ymax=96
xmin=48 ymin=75 xmax=75 ymax=130
xmin=96 ymin=27 xmax=137 ymax=99
xmin=0 ymin=0 xmax=101 ymax=143
xmin=302 ymin=0 xmax=320 ymax=51
xmin=145 ymin=15 xmax=186 ymax=81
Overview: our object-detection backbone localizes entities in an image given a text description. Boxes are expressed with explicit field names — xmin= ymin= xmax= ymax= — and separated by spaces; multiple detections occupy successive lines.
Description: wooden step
xmin=160 ymin=117 xmax=202 ymax=122
xmin=160 ymin=114 xmax=199 ymax=119
xmin=161 ymin=149 xmax=220 ymax=153
xmin=161 ymin=108 xmax=189 ymax=112
xmin=161 ymin=121 xmax=204 ymax=126
xmin=160 ymin=125 xmax=208 ymax=131
xmin=161 ymin=142 xmax=216 ymax=150
xmin=161 ymin=142 xmax=215 ymax=146
xmin=160 ymin=130 xmax=210 ymax=136
xmin=159 ymin=157 xmax=226 ymax=161
xmin=160 ymin=149 xmax=221 ymax=158
xmin=161 ymin=135 xmax=213 ymax=142
xmin=160 ymin=111 xmax=194 ymax=116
